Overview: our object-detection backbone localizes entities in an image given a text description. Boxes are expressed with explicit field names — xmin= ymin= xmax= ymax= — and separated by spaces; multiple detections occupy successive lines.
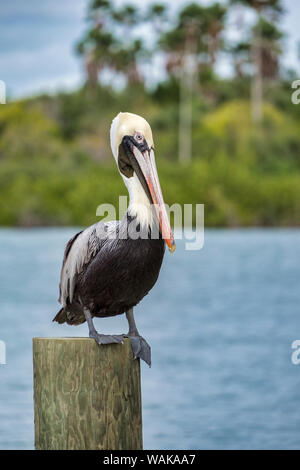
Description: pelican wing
xmin=58 ymin=221 xmax=118 ymax=307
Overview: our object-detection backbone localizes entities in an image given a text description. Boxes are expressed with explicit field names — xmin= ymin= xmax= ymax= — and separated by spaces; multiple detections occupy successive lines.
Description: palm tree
xmin=230 ymin=18 xmax=282 ymax=79
xmin=145 ymin=3 xmax=167 ymax=35
xmin=230 ymin=41 xmax=251 ymax=78
xmin=112 ymin=4 xmax=139 ymax=39
xmin=159 ymin=3 xmax=227 ymax=80
xmin=159 ymin=3 xmax=227 ymax=163
xmin=112 ymin=40 xmax=145 ymax=85
xmin=229 ymin=0 xmax=284 ymax=122
xmin=203 ymin=3 xmax=227 ymax=67
xmin=76 ymin=1 xmax=145 ymax=87
xmin=110 ymin=4 xmax=144 ymax=84
xmin=76 ymin=0 xmax=115 ymax=86
xmin=253 ymin=17 xmax=283 ymax=80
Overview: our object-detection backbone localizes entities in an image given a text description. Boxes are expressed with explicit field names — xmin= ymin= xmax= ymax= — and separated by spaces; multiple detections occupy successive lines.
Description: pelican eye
xmin=135 ymin=132 xmax=143 ymax=142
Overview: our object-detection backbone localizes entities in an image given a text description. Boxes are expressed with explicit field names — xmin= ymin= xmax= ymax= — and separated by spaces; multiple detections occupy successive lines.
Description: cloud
xmin=0 ymin=0 xmax=87 ymax=97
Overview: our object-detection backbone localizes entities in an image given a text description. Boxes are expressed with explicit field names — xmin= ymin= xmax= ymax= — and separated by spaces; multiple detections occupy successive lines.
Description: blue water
xmin=0 ymin=228 xmax=300 ymax=450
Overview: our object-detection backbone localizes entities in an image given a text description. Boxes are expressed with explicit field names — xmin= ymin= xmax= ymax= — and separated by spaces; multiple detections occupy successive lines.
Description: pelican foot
xmin=90 ymin=332 xmax=124 ymax=345
xmin=127 ymin=334 xmax=151 ymax=367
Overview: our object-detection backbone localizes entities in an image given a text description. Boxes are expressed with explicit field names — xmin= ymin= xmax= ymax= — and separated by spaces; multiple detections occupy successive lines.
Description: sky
xmin=0 ymin=0 xmax=299 ymax=98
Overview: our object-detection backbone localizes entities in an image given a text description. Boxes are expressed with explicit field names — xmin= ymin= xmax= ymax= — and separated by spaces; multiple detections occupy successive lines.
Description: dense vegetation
xmin=1 ymin=0 xmax=300 ymax=227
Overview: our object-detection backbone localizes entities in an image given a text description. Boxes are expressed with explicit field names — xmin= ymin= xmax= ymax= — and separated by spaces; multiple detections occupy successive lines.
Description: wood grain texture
xmin=33 ymin=337 xmax=142 ymax=450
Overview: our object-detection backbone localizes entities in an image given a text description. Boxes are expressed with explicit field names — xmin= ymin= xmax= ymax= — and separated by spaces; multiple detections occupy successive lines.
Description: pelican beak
xmin=131 ymin=144 xmax=176 ymax=253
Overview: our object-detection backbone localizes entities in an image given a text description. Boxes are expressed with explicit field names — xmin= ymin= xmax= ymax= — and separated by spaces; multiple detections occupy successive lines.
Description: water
xmin=0 ymin=228 xmax=299 ymax=450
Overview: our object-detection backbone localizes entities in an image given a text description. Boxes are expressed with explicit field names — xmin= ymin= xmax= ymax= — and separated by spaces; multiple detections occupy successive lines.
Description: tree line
xmin=76 ymin=0 xmax=285 ymax=109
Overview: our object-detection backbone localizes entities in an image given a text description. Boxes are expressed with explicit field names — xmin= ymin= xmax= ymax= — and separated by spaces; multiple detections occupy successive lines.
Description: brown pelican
xmin=53 ymin=112 xmax=175 ymax=366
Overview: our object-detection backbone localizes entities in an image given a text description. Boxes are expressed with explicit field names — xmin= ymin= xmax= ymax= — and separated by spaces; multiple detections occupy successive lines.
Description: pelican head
xmin=110 ymin=112 xmax=175 ymax=253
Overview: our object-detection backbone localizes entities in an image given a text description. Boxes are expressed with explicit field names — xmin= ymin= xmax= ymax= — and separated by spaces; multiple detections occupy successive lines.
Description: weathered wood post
xmin=33 ymin=337 xmax=142 ymax=450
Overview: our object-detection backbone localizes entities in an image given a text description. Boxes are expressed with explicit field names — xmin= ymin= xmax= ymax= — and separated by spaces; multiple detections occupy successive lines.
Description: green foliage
xmin=195 ymin=100 xmax=300 ymax=171
xmin=1 ymin=89 xmax=300 ymax=228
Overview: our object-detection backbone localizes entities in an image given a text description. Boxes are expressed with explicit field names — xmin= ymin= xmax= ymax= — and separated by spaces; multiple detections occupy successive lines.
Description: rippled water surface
xmin=0 ymin=228 xmax=299 ymax=449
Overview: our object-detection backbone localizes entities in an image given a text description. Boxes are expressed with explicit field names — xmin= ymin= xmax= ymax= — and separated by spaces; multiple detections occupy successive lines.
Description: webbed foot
xmin=84 ymin=308 xmax=124 ymax=346
xmin=127 ymin=334 xmax=151 ymax=367
xmin=89 ymin=331 xmax=124 ymax=345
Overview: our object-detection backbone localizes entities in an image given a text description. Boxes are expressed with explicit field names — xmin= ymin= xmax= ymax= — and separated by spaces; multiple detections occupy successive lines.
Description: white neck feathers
xmin=124 ymin=173 xmax=153 ymax=229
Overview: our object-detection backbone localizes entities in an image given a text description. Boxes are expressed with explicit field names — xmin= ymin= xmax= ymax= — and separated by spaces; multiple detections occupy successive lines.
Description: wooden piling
xmin=33 ymin=337 xmax=143 ymax=450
